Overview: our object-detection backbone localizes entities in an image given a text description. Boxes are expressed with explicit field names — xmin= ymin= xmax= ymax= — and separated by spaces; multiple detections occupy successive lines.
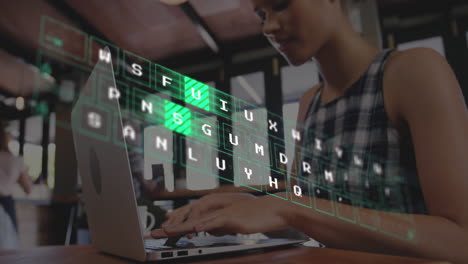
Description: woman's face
xmin=251 ymin=0 xmax=341 ymax=65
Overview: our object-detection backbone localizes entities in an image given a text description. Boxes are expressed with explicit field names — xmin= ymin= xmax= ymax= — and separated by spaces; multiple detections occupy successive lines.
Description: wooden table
xmin=0 ymin=245 xmax=451 ymax=264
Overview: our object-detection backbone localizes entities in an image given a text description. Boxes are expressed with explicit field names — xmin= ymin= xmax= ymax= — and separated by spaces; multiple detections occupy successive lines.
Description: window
xmin=23 ymin=143 xmax=42 ymax=181
xmin=281 ymin=61 xmax=320 ymax=103
xmin=231 ymin=72 xmax=265 ymax=106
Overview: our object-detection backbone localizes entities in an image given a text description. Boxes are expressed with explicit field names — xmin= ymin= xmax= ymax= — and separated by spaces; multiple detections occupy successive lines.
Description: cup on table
xmin=137 ymin=205 xmax=155 ymax=235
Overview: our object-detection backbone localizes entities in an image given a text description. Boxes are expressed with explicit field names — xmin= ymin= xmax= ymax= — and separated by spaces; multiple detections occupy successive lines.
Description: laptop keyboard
xmin=144 ymin=233 xmax=269 ymax=250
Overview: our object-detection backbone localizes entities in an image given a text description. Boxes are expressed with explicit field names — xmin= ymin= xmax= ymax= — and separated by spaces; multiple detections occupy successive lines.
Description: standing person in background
xmin=0 ymin=121 xmax=32 ymax=249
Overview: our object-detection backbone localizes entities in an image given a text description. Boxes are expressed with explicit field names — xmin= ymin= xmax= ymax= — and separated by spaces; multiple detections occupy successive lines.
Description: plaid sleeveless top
xmin=299 ymin=49 xmax=428 ymax=214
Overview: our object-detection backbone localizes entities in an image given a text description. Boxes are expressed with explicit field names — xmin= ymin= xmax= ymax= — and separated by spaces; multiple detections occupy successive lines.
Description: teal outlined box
xmin=312 ymin=185 xmax=335 ymax=216
xmin=182 ymin=137 xmax=208 ymax=173
xmin=209 ymin=148 xmax=234 ymax=183
xmin=113 ymin=112 xmax=144 ymax=153
xmin=88 ymin=36 xmax=120 ymax=76
xmin=154 ymin=64 xmax=184 ymax=100
xmin=236 ymin=157 xmax=264 ymax=192
xmin=133 ymin=89 xmax=164 ymax=124
xmin=236 ymin=99 xmax=267 ymax=131
xmin=357 ymin=202 xmax=381 ymax=231
xmin=264 ymin=168 xmax=288 ymax=200
xmin=145 ymin=126 xmax=176 ymax=164
xmin=247 ymin=133 xmax=271 ymax=166
xmin=184 ymin=76 xmax=210 ymax=112
xmin=210 ymin=88 xmax=237 ymax=121
xmin=74 ymin=100 xmax=111 ymax=143
xmin=192 ymin=112 xmax=220 ymax=147
xmin=265 ymin=111 xmax=283 ymax=141
xmin=123 ymin=51 xmax=152 ymax=88
xmin=222 ymin=123 xmax=247 ymax=156
xmin=164 ymin=101 xmax=192 ymax=136
xmin=283 ymin=119 xmax=304 ymax=146
xmin=379 ymin=213 xmax=416 ymax=242
xmin=289 ymin=176 xmax=312 ymax=209
xmin=98 ymin=74 xmax=130 ymax=109
xmin=40 ymin=16 xmax=88 ymax=62
xmin=334 ymin=192 xmax=357 ymax=224
xmin=273 ymin=142 xmax=296 ymax=176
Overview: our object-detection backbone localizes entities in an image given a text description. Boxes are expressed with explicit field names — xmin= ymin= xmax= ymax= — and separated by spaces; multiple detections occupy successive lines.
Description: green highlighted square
xmin=184 ymin=76 xmax=210 ymax=111
xmin=164 ymin=100 xmax=192 ymax=136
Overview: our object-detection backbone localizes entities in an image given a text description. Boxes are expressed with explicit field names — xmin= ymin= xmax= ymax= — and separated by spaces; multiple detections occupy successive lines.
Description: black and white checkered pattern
xmin=299 ymin=50 xmax=428 ymax=214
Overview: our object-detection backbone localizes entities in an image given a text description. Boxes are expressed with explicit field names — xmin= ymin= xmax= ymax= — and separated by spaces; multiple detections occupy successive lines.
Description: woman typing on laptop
xmin=152 ymin=0 xmax=468 ymax=263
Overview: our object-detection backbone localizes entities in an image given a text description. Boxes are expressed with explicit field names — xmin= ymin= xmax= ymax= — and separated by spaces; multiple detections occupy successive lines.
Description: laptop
xmin=71 ymin=47 xmax=306 ymax=261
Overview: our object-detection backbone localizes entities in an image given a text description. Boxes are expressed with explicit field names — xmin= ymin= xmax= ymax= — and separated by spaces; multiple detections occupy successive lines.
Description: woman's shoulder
xmin=385 ymin=47 xmax=449 ymax=83
xmin=386 ymin=47 xmax=446 ymax=71
xmin=383 ymin=47 xmax=461 ymax=120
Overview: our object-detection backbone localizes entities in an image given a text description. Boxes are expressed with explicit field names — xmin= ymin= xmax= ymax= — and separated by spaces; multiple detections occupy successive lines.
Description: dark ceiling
xmin=0 ymin=0 xmax=466 ymax=97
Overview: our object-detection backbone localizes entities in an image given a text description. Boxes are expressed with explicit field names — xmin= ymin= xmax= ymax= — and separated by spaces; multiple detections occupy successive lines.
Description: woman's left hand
xmin=151 ymin=194 xmax=290 ymax=238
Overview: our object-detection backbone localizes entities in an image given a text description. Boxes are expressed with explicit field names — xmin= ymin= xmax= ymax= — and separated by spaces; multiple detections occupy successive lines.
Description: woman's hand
xmin=161 ymin=192 xmax=256 ymax=237
xmin=152 ymin=195 xmax=290 ymax=238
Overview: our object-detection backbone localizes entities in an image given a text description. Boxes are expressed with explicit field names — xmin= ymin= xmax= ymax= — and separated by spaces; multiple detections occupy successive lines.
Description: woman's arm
xmin=285 ymin=196 xmax=468 ymax=263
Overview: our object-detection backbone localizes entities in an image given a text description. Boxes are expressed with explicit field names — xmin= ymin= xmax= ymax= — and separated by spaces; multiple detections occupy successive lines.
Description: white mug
xmin=137 ymin=206 xmax=156 ymax=234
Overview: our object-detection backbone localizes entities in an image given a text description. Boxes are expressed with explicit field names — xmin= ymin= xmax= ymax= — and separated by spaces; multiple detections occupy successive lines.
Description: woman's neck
xmin=314 ymin=25 xmax=380 ymax=95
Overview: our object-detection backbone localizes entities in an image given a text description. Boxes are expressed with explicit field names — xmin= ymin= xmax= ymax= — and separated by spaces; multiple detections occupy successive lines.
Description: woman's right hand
xmin=161 ymin=192 xmax=256 ymax=237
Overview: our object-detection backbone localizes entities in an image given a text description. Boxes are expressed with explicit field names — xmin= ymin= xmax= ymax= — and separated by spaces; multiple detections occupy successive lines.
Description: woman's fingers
xmin=163 ymin=213 xmax=219 ymax=237
xmin=195 ymin=216 xmax=228 ymax=235
xmin=163 ymin=206 xmax=191 ymax=227
xmin=151 ymin=228 xmax=170 ymax=239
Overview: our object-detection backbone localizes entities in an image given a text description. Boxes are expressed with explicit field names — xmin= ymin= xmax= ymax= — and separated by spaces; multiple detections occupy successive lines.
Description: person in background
xmin=0 ymin=121 xmax=32 ymax=249
xmin=152 ymin=1 xmax=468 ymax=263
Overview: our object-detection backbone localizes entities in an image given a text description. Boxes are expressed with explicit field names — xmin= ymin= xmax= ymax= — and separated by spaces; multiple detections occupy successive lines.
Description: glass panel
xmin=233 ymin=107 xmax=270 ymax=188
xmin=185 ymin=114 xmax=220 ymax=191
xmin=283 ymin=102 xmax=300 ymax=175
xmin=397 ymin=36 xmax=446 ymax=57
